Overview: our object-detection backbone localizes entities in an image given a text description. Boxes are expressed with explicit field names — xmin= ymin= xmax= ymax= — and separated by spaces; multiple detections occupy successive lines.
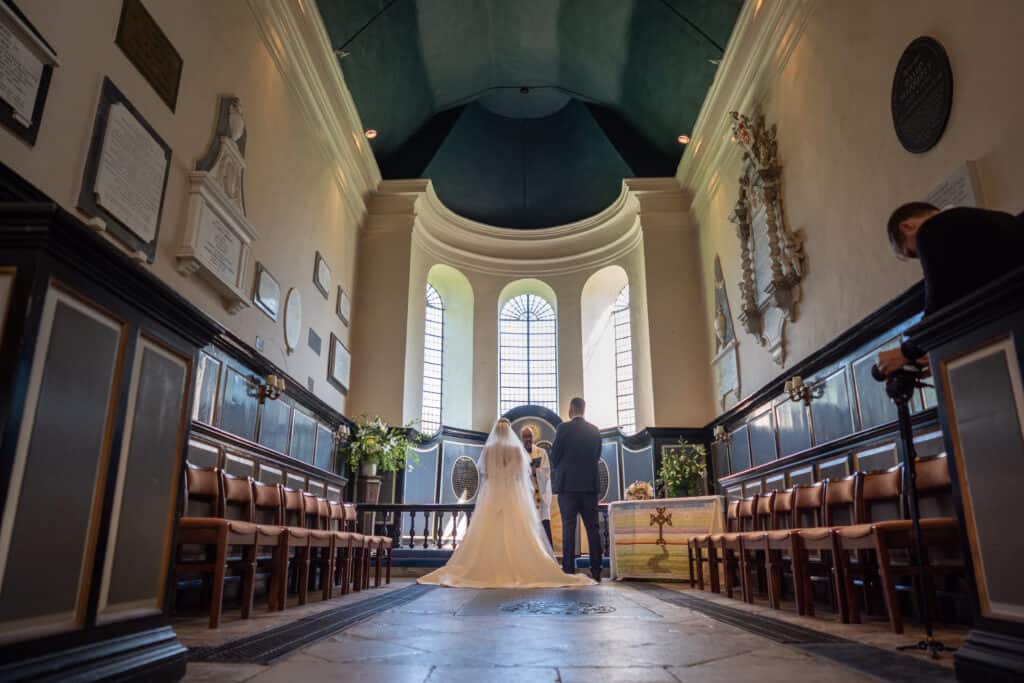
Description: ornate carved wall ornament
xmin=727 ymin=110 xmax=804 ymax=365
xmin=711 ymin=256 xmax=740 ymax=410
xmin=177 ymin=96 xmax=257 ymax=314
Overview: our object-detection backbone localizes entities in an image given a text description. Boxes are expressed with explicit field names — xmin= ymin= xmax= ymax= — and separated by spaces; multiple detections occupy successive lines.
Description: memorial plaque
xmin=928 ymin=161 xmax=983 ymax=209
xmin=115 ymin=0 xmax=182 ymax=111
xmin=195 ymin=203 xmax=242 ymax=286
xmin=78 ymin=77 xmax=171 ymax=263
xmin=0 ymin=2 xmax=57 ymax=145
xmin=891 ymin=36 xmax=953 ymax=154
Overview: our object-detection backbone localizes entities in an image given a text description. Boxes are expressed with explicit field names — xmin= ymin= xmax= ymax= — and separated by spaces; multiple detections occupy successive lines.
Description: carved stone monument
xmin=728 ymin=110 xmax=804 ymax=365
xmin=710 ymin=256 xmax=740 ymax=410
xmin=177 ymin=96 xmax=256 ymax=314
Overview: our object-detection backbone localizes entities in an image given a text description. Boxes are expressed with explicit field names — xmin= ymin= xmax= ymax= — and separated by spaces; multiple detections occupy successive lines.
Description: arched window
xmin=421 ymin=284 xmax=444 ymax=433
xmin=613 ymin=286 xmax=635 ymax=433
xmin=499 ymin=294 xmax=558 ymax=413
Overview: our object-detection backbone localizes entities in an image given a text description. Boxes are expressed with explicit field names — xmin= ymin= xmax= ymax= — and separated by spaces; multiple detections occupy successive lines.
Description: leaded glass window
xmin=421 ymin=284 xmax=444 ymax=433
xmin=499 ymin=294 xmax=558 ymax=413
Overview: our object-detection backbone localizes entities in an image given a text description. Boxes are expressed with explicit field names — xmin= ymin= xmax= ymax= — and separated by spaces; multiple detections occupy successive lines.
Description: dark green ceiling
xmin=318 ymin=0 xmax=741 ymax=228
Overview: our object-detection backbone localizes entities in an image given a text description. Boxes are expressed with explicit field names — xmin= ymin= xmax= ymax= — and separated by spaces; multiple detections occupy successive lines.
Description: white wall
xmin=0 ymin=0 xmax=377 ymax=413
xmin=681 ymin=0 xmax=1024 ymax=417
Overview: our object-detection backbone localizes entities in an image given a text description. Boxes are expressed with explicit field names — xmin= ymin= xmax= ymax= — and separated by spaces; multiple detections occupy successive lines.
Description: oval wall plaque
xmin=284 ymin=287 xmax=302 ymax=352
xmin=891 ymin=36 xmax=953 ymax=154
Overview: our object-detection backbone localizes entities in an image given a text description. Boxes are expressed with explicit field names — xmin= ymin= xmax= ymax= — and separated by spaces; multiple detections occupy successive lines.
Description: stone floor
xmin=181 ymin=580 xmax=964 ymax=682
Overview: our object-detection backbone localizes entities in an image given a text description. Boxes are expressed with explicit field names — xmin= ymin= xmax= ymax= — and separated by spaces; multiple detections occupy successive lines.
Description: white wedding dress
xmin=418 ymin=420 xmax=594 ymax=588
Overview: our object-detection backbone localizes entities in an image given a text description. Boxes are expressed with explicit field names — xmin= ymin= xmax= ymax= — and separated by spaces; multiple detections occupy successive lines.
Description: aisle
xmin=184 ymin=582 xmax=873 ymax=682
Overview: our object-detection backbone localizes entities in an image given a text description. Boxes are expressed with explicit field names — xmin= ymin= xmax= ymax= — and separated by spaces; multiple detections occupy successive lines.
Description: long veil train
xmin=418 ymin=419 xmax=594 ymax=588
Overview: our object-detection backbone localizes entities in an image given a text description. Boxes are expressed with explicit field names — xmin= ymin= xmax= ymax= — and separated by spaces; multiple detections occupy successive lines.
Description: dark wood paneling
xmin=710 ymin=441 xmax=730 ymax=480
xmin=219 ymin=367 xmax=257 ymax=441
xmin=193 ymin=352 xmax=220 ymax=424
xmin=289 ymin=411 xmax=316 ymax=465
xmin=748 ymin=408 xmax=777 ymax=467
xmin=313 ymin=423 xmax=334 ymax=471
xmin=818 ymin=455 xmax=850 ymax=482
xmin=947 ymin=345 xmax=1024 ymax=620
xmin=854 ymin=443 xmax=898 ymax=473
xmin=622 ymin=444 xmax=655 ymax=488
xmin=853 ymin=339 xmax=900 ymax=430
xmin=775 ymin=399 xmax=811 ymax=457
xmin=102 ymin=343 xmax=188 ymax=614
xmin=0 ymin=297 xmax=121 ymax=629
xmin=257 ymin=395 xmax=290 ymax=453
xmin=729 ymin=424 xmax=751 ymax=473
xmin=810 ymin=369 xmax=855 ymax=445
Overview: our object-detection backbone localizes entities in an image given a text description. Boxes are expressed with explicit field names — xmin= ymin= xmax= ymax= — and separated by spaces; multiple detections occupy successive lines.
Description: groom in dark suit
xmin=549 ymin=397 xmax=603 ymax=581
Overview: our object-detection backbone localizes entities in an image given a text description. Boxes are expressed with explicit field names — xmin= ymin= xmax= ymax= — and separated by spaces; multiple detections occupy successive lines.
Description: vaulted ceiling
xmin=318 ymin=0 xmax=741 ymax=228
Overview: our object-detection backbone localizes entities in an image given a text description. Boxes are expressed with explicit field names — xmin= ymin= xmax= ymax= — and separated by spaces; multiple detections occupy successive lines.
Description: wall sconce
xmin=335 ymin=422 xmax=351 ymax=441
xmin=713 ymin=425 xmax=729 ymax=443
xmin=258 ymin=374 xmax=285 ymax=405
xmin=784 ymin=375 xmax=818 ymax=405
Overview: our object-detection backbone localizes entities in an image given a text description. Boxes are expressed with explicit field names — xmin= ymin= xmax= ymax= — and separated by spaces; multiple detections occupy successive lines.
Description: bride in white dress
xmin=418 ymin=419 xmax=594 ymax=588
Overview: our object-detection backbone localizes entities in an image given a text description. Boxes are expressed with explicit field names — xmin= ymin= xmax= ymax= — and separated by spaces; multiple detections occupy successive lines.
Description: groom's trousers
xmin=558 ymin=493 xmax=602 ymax=575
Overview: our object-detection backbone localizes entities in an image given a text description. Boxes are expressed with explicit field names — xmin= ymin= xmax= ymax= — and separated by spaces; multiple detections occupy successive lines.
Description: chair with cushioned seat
xmin=250 ymin=480 xmax=287 ymax=610
xmin=327 ymin=501 xmax=356 ymax=596
xmin=303 ymin=494 xmax=336 ymax=600
xmin=281 ymin=487 xmax=313 ymax=605
xmin=343 ymin=503 xmax=369 ymax=591
xmin=835 ymin=456 xmax=961 ymax=633
xmin=174 ymin=465 xmax=258 ymax=628
xmin=703 ymin=500 xmax=739 ymax=594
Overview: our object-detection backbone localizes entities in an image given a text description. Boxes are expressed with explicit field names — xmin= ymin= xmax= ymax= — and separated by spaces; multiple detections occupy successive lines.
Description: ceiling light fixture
xmin=335 ymin=48 xmax=350 ymax=58
xmin=709 ymin=58 xmax=721 ymax=66
xmin=364 ymin=129 xmax=378 ymax=139
xmin=677 ymin=135 xmax=691 ymax=144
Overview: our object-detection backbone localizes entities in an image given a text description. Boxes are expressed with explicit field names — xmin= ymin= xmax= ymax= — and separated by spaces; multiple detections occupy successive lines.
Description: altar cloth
xmin=608 ymin=496 xmax=725 ymax=581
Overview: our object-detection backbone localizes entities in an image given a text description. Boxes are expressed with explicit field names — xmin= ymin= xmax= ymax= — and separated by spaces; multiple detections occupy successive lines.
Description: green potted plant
xmin=658 ymin=438 xmax=708 ymax=498
xmin=343 ymin=415 xmax=419 ymax=477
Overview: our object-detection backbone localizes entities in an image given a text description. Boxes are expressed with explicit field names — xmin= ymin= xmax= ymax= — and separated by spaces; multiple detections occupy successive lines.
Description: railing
xmin=358 ymin=503 xmax=612 ymax=557
xmin=357 ymin=504 xmax=475 ymax=550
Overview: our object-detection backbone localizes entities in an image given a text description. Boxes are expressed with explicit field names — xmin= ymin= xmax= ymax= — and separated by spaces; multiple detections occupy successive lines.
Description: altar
xmin=608 ymin=496 xmax=725 ymax=581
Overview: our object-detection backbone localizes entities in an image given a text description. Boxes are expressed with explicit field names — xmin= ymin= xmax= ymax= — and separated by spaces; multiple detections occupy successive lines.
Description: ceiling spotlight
xmin=364 ymin=129 xmax=378 ymax=139
xmin=677 ymin=135 xmax=691 ymax=144
xmin=709 ymin=58 xmax=721 ymax=66
xmin=335 ymin=48 xmax=350 ymax=58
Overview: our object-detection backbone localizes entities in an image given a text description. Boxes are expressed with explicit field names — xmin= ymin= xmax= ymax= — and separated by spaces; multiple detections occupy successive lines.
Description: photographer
xmin=876 ymin=202 xmax=1024 ymax=376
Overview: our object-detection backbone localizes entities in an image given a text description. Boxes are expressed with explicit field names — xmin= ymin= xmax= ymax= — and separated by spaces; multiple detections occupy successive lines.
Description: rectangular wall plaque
xmin=115 ymin=0 xmax=182 ymax=112
xmin=78 ymin=77 xmax=171 ymax=263
xmin=928 ymin=161 xmax=984 ymax=210
xmin=0 ymin=2 xmax=57 ymax=145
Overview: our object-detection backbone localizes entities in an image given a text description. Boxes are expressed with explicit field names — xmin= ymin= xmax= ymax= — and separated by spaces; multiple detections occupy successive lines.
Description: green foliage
xmin=659 ymin=438 xmax=708 ymax=497
xmin=342 ymin=415 xmax=420 ymax=473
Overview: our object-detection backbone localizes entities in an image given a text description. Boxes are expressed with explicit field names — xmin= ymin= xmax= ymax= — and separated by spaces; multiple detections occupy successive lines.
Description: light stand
xmin=872 ymin=362 xmax=953 ymax=659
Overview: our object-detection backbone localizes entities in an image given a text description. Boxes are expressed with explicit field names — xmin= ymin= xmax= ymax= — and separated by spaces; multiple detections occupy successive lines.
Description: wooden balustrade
xmin=357 ymin=503 xmax=612 ymax=558
xmin=358 ymin=504 xmax=475 ymax=550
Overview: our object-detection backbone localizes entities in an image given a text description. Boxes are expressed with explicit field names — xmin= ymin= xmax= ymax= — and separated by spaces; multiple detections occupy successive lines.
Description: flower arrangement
xmin=659 ymin=438 xmax=708 ymax=498
xmin=342 ymin=415 xmax=420 ymax=475
xmin=625 ymin=480 xmax=655 ymax=501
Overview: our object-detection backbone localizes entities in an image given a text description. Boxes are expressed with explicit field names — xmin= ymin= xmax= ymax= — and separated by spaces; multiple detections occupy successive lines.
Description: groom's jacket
xmin=549 ymin=416 xmax=602 ymax=494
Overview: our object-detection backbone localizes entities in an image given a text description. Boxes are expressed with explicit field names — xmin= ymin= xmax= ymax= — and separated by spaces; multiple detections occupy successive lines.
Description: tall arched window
xmin=613 ymin=286 xmax=635 ymax=433
xmin=421 ymin=284 xmax=444 ymax=433
xmin=499 ymin=294 xmax=558 ymax=413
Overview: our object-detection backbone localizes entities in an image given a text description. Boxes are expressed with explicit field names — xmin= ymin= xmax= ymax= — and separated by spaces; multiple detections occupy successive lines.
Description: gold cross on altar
xmin=649 ymin=507 xmax=672 ymax=546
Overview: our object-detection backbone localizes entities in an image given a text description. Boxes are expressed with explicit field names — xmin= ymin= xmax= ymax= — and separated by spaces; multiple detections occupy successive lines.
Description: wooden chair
xmin=833 ymin=465 xmax=903 ymax=621
xmin=250 ymin=480 xmax=287 ymax=610
xmin=281 ymin=487 xmax=313 ymax=605
xmin=303 ymin=493 xmax=336 ymax=600
xmin=835 ymin=456 xmax=961 ymax=633
xmin=796 ymin=473 xmax=860 ymax=623
xmin=739 ymin=491 xmax=776 ymax=603
xmin=788 ymin=481 xmax=827 ymax=617
xmin=174 ymin=465 xmax=258 ymax=628
xmin=327 ymin=501 xmax=356 ymax=597
xmin=343 ymin=503 xmax=369 ymax=591
xmin=704 ymin=500 xmax=739 ymax=594
xmin=755 ymin=488 xmax=807 ymax=613
xmin=718 ymin=496 xmax=757 ymax=602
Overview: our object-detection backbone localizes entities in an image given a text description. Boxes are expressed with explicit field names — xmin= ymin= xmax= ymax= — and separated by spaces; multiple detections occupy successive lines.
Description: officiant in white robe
xmin=521 ymin=427 xmax=553 ymax=547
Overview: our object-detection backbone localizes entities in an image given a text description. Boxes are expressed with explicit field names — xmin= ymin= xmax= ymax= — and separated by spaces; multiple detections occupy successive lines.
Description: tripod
xmin=872 ymin=363 xmax=953 ymax=659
